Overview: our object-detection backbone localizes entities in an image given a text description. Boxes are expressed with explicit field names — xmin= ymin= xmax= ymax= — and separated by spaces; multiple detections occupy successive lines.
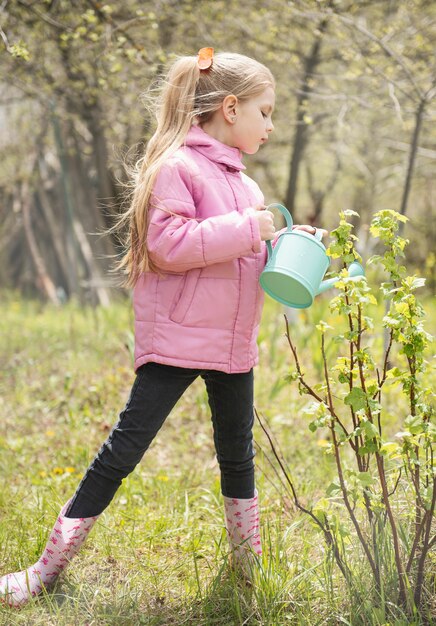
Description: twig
xmin=334 ymin=12 xmax=424 ymax=100
xmin=282 ymin=316 xmax=378 ymax=585
xmin=387 ymin=468 xmax=402 ymax=498
xmin=373 ymin=328 xmax=394 ymax=402
xmin=284 ymin=315 xmax=324 ymax=403
xmin=16 ymin=0 xmax=72 ymax=30
xmin=284 ymin=315 xmax=352 ymax=443
xmin=406 ymin=512 xmax=428 ymax=575
xmin=328 ymin=397 xmax=380 ymax=586
xmin=255 ymin=407 xmax=353 ymax=584
xmin=253 ymin=439 xmax=294 ymax=505
xmin=374 ymin=450 xmax=407 ymax=606
xmin=414 ymin=474 xmax=436 ymax=606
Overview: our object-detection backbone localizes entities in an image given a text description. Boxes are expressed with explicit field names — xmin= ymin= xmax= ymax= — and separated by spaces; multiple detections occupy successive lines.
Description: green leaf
xmin=405 ymin=276 xmax=426 ymax=290
xmin=405 ymin=415 xmax=425 ymax=435
xmin=367 ymin=255 xmax=382 ymax=265
xmin=395 ymin=301 xmax=410 ymax=316
xmin=316 ymin=320 xmax=333 ymax=333
xmin=380 ymin=441 xmax=399 ymax=456
xmin=342 ymin=209 xmax=359 ymax=217
xmin=368 ymin=398 xmax=381 ymax=414
xmin=313 ymin=497 xmax=330 ymax=514
xmin=357 ymin=472 xmax=375 ymax=487
xmin=344 ymin=388 xmax=367 ymax=411
xmin=334 ymin=422 xmax=347 ymax=441
xmin=363 ymin=420 xmax=380 ymax=440
xmin=326 ymin=481 xmax=341 ymax=497
xmin=386 ymin=367 xmax=404 ymax=379
xmin=9 ymin=42 xmax=31 ymax=61
xmin=396 ymin=431 xmax=413 ymax=439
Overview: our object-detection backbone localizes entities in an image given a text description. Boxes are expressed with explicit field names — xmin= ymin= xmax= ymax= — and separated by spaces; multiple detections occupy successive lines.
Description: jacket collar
xmin=184 ymin=125 xmax=246 ymax=171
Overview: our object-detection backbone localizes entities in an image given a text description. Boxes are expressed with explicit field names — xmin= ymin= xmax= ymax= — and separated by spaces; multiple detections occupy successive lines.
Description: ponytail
xmin=116 ymin=56 xmax=200 ymax=286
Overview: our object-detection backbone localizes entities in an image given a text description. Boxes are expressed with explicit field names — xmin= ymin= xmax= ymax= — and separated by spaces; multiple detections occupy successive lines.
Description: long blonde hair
xmin=118 ymin=52 xmax=275 ymax=287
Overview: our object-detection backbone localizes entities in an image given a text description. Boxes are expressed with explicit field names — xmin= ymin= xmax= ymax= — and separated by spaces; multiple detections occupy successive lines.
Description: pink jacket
xmin=133 ymin=125 xmax=267 ymax=374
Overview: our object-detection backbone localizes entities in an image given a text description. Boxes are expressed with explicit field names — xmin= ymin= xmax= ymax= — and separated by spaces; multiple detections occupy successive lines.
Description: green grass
xmin=0 ymin=291 xmax=434 ymax=625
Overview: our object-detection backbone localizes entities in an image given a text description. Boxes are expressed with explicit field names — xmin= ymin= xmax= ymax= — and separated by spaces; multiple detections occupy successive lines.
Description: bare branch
xmin=16 ymin=0 xmax=72 ymax=30
xmin=333 ymin=12 xmax=425 ymax=100
xmin=255 ymin=407 xmax=354 ymax=584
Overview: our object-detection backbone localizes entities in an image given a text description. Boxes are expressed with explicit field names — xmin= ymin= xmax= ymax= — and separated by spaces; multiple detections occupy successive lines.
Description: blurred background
xmin=1 ymin=0 xmax=435 ymax=305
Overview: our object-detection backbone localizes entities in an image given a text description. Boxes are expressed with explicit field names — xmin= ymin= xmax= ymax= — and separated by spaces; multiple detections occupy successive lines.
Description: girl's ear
xmin=222 ymin=94 xmax=238 ymax=124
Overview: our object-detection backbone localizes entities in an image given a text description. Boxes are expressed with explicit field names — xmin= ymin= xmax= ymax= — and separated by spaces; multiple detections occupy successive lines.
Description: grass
xmin=0 ymin=290 xmax=434 ymax=625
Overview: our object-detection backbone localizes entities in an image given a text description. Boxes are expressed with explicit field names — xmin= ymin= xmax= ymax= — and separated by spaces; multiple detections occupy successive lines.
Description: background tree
xmin=0 ymin=0 xmax=434 ymax=302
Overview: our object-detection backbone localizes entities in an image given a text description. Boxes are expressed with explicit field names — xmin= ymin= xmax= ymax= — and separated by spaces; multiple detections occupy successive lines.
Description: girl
xmin=0 ymin=48 xmax=324 ymax=607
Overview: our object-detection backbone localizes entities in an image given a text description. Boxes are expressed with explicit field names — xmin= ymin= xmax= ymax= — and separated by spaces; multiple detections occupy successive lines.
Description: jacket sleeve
xmin=147 ymin=159 xmax=262 ymax=273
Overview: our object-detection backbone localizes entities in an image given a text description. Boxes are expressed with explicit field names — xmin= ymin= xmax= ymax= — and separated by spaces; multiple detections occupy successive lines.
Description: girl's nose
xmin=267 ymin=120 xmax=274 ymax=133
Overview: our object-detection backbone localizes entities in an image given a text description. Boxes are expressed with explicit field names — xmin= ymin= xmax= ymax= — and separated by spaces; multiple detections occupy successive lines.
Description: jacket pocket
xmin=169 ymin=268 xmax=202 ymax=324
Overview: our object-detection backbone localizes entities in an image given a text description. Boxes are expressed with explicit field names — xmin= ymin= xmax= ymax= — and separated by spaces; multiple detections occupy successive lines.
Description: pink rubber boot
xmin=0 ymin=501 xmax=98 ymax=608
xmin=223 ymin=491 xmax=262 ymax=567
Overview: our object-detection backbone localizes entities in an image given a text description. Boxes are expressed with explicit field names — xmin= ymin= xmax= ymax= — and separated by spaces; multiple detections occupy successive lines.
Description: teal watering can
xmin=259 ymin=204 xmax=365 ymax=309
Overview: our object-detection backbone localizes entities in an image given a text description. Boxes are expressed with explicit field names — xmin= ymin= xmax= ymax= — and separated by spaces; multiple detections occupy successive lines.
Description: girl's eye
xmin=261 ymin=112 xmax=267 ymax=118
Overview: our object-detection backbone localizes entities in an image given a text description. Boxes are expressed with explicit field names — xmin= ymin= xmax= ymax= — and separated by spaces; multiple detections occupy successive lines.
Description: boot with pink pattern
xmin=223 ymin=490 xmax=262 ymax=573
xmin=0 ymin=501 xmax=98 ymax=608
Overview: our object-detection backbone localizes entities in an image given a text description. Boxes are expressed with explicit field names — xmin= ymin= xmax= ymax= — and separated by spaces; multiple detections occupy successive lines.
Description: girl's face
xmin=231 ymin=87 xmax=275 ymax=154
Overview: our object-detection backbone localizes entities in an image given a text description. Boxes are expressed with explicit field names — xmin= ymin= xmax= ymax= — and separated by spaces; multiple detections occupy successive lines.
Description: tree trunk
xmin=52 ymin=107 xmax=114 ymax=305
xmin=72 ymin=217 xmax=111 ymax=307
xmin=284 ymin=15 xmax=330 ymax=220
xmin=35 ymin=163 xmax=73 ymax=296
xmin=305 ymin=154 xmax=341 ymax=225
xmin=21 ymin=178 xmax=60 ymax=305
xmin=86 ymin=104 xmax=119 ymax=217
xmin=399 ymin=97 xmax=426 ymax=227
xmin=50 ymin=106 xmax=81 ymax=298
xmin=65 ymin=119 xmax=114 ymax=259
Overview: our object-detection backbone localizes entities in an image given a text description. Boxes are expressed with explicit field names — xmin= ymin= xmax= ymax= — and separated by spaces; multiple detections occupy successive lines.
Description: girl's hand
xmin=253 ymin=206 xmax=276 ymax=241
xmin=292 ymin=225 xmax=329 ymax=238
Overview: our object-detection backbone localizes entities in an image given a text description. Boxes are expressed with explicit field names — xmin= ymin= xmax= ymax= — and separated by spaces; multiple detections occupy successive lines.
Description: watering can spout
xmin=315 ymin=261 xmax=365 ymax=295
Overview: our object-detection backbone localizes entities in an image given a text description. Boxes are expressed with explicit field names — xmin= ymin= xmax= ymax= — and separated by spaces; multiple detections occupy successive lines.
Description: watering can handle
xmin=265 ymin=203 xmax=293 ymax=260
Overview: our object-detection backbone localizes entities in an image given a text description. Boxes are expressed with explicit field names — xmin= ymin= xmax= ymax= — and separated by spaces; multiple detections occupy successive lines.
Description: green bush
xmin=263 ymin=209 xmax=435 ymax=622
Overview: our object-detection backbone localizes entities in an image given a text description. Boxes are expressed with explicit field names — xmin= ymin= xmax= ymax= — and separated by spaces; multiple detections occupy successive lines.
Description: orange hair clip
xmin=197 ymin=47 xmax=214 ymax=70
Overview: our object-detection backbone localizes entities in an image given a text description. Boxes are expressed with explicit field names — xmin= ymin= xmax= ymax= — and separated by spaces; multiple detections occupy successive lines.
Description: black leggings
xmin=66 ymin=363 xmax=255 ymax=518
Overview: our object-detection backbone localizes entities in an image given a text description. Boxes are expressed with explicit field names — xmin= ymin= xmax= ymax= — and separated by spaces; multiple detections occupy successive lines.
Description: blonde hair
xmin=118 ymin=52 xmax=275 ymax=287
